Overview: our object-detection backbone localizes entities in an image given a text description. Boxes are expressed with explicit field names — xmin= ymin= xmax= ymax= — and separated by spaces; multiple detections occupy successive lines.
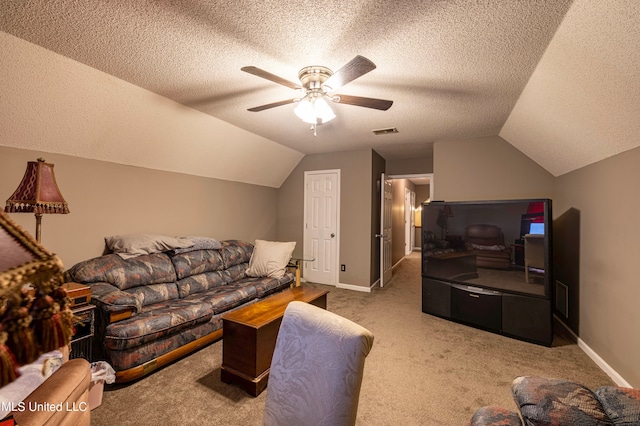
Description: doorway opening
xmin=383 ymin=173 xmax=433 ymax=283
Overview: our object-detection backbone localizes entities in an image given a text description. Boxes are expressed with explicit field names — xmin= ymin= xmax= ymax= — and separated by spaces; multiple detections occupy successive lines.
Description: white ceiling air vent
xmin=372 ymin=127 xmax=399 ymax=135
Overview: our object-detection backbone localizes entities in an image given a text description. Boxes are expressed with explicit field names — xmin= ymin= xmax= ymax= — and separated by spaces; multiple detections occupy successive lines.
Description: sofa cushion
xmin=176 ymin=271 xmax=227 ymax=298
xmin=595 ymin=386 xmax=640 ymax=425
xmin=512 ymin=376 xmax=611 ymax=425
xmin=67 ymin=253 xmax=177 ymax=290
xmin=106 ymin=317 xmax=224 ymax=371
xmin=170 ymin=249 xmax=224 ymax=280
xmin=470 ymin=406 xmax=522 ymax=426
xmin=234 ymin=274 xmax=294 ymax=298
xmin=222 ymin=263 xmax=249 ymax=283
xmin=104 ymin=298 xmax=214 ymax=350
xmin=246 ymin=239 xmax=296 ymax=279
xmin=172 ymin=236 xmax=221 ymax=254
xmin=220 ymin=240 xmax=253 ymax=268
xmin=125 ymin=282 xmax=179 ymax=307
xmin=105 ymin=233 xmax=194 ymax=259
xmin=202 ymin=283 xmax=258 ymax=314
xmin=89 ymin=282 xmax=143 ymax=313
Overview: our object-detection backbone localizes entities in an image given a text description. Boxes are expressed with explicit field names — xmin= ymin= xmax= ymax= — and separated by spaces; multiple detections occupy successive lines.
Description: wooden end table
xmin=220 ymin=286 xmax=329 ymax=396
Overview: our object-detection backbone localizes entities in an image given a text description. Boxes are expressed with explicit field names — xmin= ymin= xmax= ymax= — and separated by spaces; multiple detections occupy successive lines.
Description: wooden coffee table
xmin=220 ymin=286 xmax=329 ymax=396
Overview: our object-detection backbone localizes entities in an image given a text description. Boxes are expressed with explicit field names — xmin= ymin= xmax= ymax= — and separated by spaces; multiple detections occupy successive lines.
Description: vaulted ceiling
xmin=1 ymin=1 xmax=638 ymax=178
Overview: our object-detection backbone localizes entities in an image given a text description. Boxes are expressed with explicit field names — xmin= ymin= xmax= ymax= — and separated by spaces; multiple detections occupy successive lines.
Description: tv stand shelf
xmin=422 ymin=277 xmax=552 ymax=346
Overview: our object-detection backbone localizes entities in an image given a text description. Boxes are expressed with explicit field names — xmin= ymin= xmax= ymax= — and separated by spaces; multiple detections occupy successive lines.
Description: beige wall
xmin=555 ymin=146 xmax=640 ymax=387
xmin=386 ymin=155 xmax=433 ymax=175
xmin=433 ymin=135 xmax=638 ymax=387
xmin=1 ymin=146 xmax=279 ymax=267
xmin=433 ymin=135 xmax=555 ymax=201
xmin=276 ymin=149 xmax=374 ymax=288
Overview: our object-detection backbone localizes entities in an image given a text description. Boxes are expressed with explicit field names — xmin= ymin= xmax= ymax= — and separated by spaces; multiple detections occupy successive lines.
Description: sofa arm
xmin=90 ymin=282 xmax=140 ymax=323
xmin=595 ymin=386 xmax=640 ymax=424
xmin=511 ymin=376 xmax=611 ymax=425
xmin=13 ymin=358 xmax=91 ymax=426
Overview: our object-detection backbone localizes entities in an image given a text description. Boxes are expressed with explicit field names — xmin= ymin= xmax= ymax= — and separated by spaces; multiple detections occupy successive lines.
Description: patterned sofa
xmin=470 ymin=376 xmax=640 ymax=425
xmin=66 ymin=240 xmax=294 ymax=382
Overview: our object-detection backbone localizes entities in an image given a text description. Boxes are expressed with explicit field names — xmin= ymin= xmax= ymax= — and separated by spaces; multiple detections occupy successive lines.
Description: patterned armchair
xmin=263 ymin=301 xmax=374 ymax=426
xmin=470 ymin=376 xmax=640 ymax=425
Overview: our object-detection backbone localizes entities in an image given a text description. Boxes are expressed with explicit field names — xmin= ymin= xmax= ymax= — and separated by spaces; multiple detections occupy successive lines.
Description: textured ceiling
xmin=501 ymin=0 xmax=640 ymax=176
xmin=1 ymin=1 xmax=638 ymax=176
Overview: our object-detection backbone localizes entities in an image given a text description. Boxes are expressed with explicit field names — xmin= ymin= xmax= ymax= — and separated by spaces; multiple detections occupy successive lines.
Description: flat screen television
xmin=422 ymin=198 xmax=552 ymax=299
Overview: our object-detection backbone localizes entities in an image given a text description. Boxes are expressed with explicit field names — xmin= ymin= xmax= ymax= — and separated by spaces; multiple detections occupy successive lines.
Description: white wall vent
xmin=372 ymin=127 xmax=398 ymax=135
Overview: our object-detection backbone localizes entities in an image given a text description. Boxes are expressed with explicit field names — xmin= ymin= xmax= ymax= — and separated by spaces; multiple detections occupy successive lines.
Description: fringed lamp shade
xmin=5 ymin=158 xmax=69 ymax=242
xmin=0 ymin=210 xmax=74 ymax=387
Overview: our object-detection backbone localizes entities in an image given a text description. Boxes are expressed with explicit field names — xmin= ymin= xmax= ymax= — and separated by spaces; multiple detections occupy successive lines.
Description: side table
xmin=287 ymin=256 xmax=315 ymax=287
xmin=69 ymin=303 xmax=96 ymax=362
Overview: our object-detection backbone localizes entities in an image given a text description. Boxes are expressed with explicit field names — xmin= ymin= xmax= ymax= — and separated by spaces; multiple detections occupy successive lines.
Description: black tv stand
xmin=420 ymin=198 xmax=554 ymax=346
xmin=422 ymin=277 xmax=552 ymax=346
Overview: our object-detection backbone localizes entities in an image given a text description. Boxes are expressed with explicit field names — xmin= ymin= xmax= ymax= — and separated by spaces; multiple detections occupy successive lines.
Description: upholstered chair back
xmin=263 ymin=301 xmax=374 ymax=426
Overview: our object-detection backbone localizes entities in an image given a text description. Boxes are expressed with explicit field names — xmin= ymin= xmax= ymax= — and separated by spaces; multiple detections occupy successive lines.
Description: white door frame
xmin=388 ymin=173 xmax=434 ymax=201
xmin=303 ymin=169 xmax=341 ymax=286
xmin=405 ymin=188 xmax=413 ymax=256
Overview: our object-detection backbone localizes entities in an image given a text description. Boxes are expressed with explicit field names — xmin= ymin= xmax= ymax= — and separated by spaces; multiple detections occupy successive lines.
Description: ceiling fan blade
xmin=333 ymin=94 xmax=393 ymax=111
xmin=324 ymin=56 xmax=377 ymax=91
xmin=247 ymin=98 xmax=298 ymax=112
xmin=241 ymin=66 xmax=302 ymax=90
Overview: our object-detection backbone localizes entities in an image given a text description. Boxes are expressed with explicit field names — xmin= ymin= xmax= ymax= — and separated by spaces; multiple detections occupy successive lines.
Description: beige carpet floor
xmin=91 ymin=252 xmax=613 ymax=425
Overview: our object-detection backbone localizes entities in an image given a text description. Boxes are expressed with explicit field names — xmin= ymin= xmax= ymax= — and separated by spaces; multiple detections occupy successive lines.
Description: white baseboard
xmin=336 ymin=282 xmax=372 ymax=293
xmin=555 ymin=316 xmax=631 ymax=387
xmin=392 ymin=257 xmax=404 ymax=270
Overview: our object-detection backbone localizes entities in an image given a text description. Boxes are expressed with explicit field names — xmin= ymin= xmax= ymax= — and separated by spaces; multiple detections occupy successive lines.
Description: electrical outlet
xmin=341 ymin=264 xmax=346 ymax=272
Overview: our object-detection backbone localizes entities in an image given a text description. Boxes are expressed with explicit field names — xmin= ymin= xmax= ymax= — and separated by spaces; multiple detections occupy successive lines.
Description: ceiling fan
xmin=241 ymin=55 xmax=393 ymax=134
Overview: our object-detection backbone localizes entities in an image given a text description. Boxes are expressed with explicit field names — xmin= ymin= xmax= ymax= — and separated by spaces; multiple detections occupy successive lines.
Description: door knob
xmin=331 ymin=233 xmax=335 ymax=238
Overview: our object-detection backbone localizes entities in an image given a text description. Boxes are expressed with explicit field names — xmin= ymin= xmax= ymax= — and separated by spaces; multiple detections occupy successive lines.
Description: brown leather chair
xmin=464 ymin=224 xmax=512 ymax=269
xmin=13 ymin=358 xmax=91 ymax=426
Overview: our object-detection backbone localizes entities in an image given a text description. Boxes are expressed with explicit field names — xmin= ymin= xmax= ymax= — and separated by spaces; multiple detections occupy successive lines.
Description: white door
xmin=303 ymin=170 xmax=340 ymax=286
xmin=379 ymin=173 xmax=393 ymax=287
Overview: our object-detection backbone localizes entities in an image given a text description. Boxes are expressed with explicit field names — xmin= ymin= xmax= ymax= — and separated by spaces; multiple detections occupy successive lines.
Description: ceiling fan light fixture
xmin=242 ymin=56 xmax=393 ymax=131
xmin=294 ymin=97 xmax=336 ymax=125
